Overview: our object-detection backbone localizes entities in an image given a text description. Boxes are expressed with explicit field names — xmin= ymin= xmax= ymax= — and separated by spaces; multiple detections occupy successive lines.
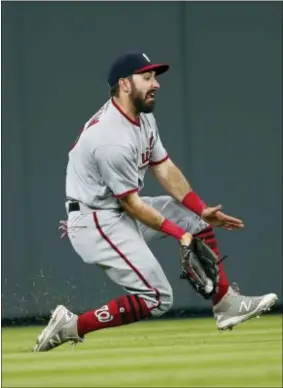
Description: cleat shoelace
xmin=219 ymin=255 xmax=229 ymax=264
xmin=70 ymin=336 xmax=84 ymax=348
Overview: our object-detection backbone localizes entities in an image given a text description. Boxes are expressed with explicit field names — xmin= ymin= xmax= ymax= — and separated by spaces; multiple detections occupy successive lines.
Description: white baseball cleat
xmin=213 ymin=284 xmax=278 ymax=331
xmin=33 ymin=305 xmax=83 ymax=352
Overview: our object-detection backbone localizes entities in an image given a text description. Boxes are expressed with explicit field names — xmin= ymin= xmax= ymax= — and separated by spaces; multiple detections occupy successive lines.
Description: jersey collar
xmin=111 ymin=98 xmax=140 ymax=127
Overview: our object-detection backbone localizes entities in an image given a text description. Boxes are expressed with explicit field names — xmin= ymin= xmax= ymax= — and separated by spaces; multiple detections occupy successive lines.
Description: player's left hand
xmin=180 ymin=237 xmax=220 ymax=299
xmin=201 ymin=205 xmax=244 ymax=230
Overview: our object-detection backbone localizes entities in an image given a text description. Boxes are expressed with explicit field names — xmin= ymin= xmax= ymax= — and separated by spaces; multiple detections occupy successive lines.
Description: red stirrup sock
xmin=194 ymin=227 xmax=229 ymax=305
xmin=77 ymin=295 xmax=151 ymax=336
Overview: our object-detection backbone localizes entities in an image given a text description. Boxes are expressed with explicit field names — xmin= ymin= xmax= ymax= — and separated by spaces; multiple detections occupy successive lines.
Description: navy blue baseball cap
xmin=108 ymin=52 xmax=169 ymax=87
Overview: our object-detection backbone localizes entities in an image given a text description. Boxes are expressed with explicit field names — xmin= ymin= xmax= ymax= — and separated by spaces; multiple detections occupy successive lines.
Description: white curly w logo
xmin=143 ymin=53 xmax=151 ymax=62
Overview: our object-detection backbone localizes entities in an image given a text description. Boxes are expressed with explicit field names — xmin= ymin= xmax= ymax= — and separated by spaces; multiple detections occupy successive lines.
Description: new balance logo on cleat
xmin=239 ymin=299 xmax=252 ymax=313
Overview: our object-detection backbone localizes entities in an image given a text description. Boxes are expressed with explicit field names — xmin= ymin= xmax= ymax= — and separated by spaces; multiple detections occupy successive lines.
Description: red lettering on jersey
xmin=141 ymin=133 xmax=154 ymax=165
xmin=142 ymin=150 xmax=150 ymax=164
xmin=149 ymin=133 xmax=154 ymax=150
xmin=86 ymin=116 xmax=99 ymax=129
xmin=70 ymin=111 xmax=101 ymax=150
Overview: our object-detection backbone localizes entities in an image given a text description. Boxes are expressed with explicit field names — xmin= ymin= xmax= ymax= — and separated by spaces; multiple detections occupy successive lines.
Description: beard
xmin=129 ymin=82 xmax=156 ymax=114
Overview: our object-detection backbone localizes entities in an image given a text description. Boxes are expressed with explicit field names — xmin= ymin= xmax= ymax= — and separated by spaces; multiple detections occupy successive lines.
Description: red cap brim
xmin=134 ymin=63 xmax=169 ymax=76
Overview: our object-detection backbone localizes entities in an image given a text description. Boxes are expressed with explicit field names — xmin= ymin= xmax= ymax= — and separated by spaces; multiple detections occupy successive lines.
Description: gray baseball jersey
xmin=65 ymin=98 xmax=207 ymax=316
xmin=66 ymin=99 xmax=168 ymax=209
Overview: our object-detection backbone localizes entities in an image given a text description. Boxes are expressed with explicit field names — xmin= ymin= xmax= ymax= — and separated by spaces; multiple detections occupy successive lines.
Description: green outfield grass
xmin=2 ymin=315 xmax=282 ymax=387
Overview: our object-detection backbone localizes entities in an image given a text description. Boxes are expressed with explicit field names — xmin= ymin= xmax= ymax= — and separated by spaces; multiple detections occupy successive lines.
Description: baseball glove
xmin=180 ymin=237 xmax=220 ymax=299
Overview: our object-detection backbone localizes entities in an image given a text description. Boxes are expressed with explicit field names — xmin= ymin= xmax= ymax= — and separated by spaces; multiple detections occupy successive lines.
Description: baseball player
xmin=34 ymin=53 xmax=277 ymax=352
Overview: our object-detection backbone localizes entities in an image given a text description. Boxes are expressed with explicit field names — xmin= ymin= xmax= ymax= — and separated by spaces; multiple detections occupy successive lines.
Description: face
xmin=126 ymin=71 xmax=160 ymax=113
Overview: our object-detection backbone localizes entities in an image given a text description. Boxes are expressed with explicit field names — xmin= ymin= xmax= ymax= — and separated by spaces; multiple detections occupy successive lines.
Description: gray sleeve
xmin=95 ymin=145 xmax=139 ymax=198
xmin=150 ymin=129 xmax=169 ymax=165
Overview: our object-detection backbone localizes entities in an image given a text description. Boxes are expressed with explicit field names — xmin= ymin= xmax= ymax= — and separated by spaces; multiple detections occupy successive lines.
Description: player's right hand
xmin=201 ymin=205 xmax=244 ymax=230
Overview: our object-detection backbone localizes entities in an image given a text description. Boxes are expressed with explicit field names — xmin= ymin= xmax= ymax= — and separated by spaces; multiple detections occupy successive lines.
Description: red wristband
xmin=160 ymin=219 xmax=186 ymax=241
xmin=182 ymin=191 xmax=207 ymax=216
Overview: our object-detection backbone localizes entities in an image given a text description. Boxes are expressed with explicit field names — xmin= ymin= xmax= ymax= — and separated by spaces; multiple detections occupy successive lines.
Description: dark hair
xmin=109 ymin=75 xmax=133 ymax=97
xmin=110 ymin=83 xmax=120 ymax=97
